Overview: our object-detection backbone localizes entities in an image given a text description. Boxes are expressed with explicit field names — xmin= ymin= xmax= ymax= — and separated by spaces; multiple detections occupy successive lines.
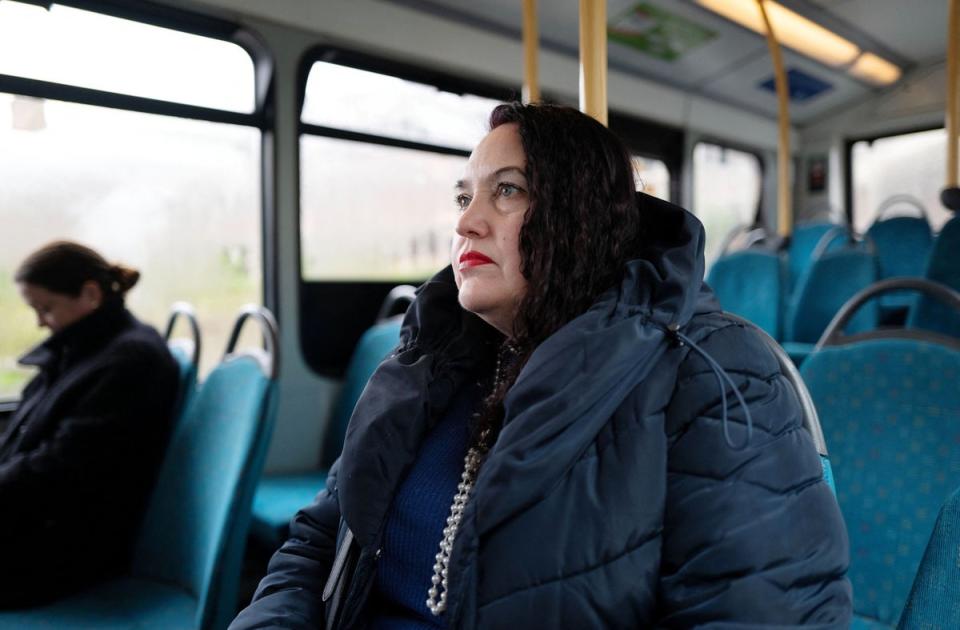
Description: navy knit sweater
xmin=368 ymin=382 xmax=482 ymax=629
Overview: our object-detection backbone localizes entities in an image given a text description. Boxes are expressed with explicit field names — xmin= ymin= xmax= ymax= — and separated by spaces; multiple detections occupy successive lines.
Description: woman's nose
xmin=455 ymin=198 xmax=489 ymax=239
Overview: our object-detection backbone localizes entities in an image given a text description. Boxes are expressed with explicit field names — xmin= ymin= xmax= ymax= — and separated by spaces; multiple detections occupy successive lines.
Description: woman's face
xmin=452 ymin=123 xmax=530 ymax=337
xmin=18 ymin=281 xmax=101 ymax=333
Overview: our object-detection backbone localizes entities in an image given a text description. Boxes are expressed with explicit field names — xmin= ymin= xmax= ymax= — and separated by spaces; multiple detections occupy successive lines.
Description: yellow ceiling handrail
xmin=579 ymin=0 xmax=608 ymax=127
xmin=947 ymin=0 xmax=959 ymax=189
xmin=522 ymin=0 xmax=540 ymax=104
xmin=756 ymin=0 xmax=793 ymax=237
xmin=944 ymin=0 xmax=960 ymax=210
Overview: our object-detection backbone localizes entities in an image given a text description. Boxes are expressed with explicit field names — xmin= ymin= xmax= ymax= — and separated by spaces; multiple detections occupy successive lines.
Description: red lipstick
xmin=459 ymin=251 xmax=494 ymax=268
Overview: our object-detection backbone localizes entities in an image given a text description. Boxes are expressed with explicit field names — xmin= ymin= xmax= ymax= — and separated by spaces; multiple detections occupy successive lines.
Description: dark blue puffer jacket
xmin=232 ymin=195 xmax=851 ymax=629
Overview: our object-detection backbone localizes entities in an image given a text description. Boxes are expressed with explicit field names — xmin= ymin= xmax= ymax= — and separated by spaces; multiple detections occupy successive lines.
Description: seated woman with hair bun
xmin=0 ymin=241 xmax=179 ymax=608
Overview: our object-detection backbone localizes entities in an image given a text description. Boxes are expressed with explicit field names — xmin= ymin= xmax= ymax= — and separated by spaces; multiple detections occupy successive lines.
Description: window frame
xmin=843 ymin=123 xmax=944 ymax=230
xmin=295 ymin=45 xmax=518 ymax=169
xmin=0 ymin=0 xmax=274 ymax=402
xmin=0 ymin=0 xmax=272 ymax=125
xmin=608 ymin=109 xmax=684 ymax=203
xmin=691 ymin=137 xmax=767 ymax=229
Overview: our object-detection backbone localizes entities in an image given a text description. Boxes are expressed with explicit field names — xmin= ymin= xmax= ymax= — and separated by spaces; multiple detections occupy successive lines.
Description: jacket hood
xmin=621 ymin=192 xmax=718 ymax=324
xmin=465 ymin=193 xmax=719 ymax=536
xmin=338 ymin=194 xmax=719 ymax=548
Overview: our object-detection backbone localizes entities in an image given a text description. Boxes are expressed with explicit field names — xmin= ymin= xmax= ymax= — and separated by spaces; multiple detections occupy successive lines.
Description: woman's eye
xmin=455 ymin=194 xmax=471 ymax=211
xmin=497 ymin=183 xmax=521 ymax=197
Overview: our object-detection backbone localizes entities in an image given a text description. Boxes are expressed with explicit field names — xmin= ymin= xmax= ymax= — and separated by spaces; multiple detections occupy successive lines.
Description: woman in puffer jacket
xmin=232 ymin=103 xmax=851 ymax=629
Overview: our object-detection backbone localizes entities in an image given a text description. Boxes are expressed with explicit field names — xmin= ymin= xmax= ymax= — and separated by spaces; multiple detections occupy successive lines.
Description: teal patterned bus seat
xmin=909 ymin=215 xmax=960 ymax=338
xmin=251 ymin=316 xmax=403 ymax=549
xmin=865 ymin=216 xmax=933 ymax=314
xmin=783 ymin=247 xmax=879 ymax=365
xmin=164 ymin=302 xmax=201 ymax=428
xmin=0 ymin=306 xmax=279 ymax=630
xmin=707 ymin=250 xmax=783 ymax=340
xmin=802 ymin=337 xmax=960 ymax=629
xmin=896 ymin=485 xmax=960 ymax=630
xmin=787 ymin=222 xmax=848 ymax=299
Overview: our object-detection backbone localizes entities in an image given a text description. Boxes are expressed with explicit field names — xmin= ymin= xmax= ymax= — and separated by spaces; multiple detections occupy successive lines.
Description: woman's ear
xmin=80 ymin=279 xmax=104 ymax=309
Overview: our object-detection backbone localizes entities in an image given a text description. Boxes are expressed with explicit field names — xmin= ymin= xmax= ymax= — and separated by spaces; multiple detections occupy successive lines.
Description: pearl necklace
xmin=426 ymin=344 xmax=513 ymax=616
xmin=425 ymin=445 xmax=484 ymax=615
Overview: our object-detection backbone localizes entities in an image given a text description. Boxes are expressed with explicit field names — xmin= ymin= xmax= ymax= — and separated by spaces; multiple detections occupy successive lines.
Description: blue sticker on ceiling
xmin=759 ymin=68 xmax=832 ymax=102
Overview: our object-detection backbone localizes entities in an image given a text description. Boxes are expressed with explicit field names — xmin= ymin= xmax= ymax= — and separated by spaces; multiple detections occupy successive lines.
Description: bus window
xmin=632 ymin=155 xmax=671 ymax=201
xmin=693 ymin=142 xmax=763 ymax=264
xmin=0 ymin=7 xmax=262 ymax=400
xmin=299 ymin=60 xmax=503 ymax=282
xmin=302 ymin=61 xmax=498 ymax=151
xmin=0 ymin=2 xmax=254 ymax=112
xmin=301 ymin=137 xmax=466 ymax=280
xmin=851 ymin=128 xmax=951 ymax=233
xmin=298 ymin=55 xmax=511 ymax=375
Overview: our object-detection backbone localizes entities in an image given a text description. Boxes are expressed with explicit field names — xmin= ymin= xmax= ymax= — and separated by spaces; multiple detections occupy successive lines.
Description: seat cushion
xmin=251 ymin=472 xmax=328 ymax=548
xmin=0 ymin=578 xmax=195 ymax=629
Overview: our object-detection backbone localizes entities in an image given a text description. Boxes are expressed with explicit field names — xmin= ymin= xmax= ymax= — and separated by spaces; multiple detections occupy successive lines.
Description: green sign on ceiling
xmin=609 ymin=2 xmax=717 ymax=62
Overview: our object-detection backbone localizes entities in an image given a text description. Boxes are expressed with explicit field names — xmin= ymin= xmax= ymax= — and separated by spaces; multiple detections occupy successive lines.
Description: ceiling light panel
xmin=695 ymin=0 xmax=859 ymax=67
xmin=848 ymin=51 xmax=902 ymax=85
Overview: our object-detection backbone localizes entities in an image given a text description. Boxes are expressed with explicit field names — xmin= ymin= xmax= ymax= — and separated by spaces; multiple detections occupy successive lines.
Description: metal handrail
xmin=376 ymin=285 xmax=417 ymax=322
xmin=164 ymin=301 xmax=201 ymax=369
xmin=808 ymin=225 xmax=852 ymax=263
xmin=223 ymin=304 xmax=280 ymax=379
xmin=816 ymin=278 xmax=960 ymax=351
xmin=875 ymin=194 xmax=929 ymax=222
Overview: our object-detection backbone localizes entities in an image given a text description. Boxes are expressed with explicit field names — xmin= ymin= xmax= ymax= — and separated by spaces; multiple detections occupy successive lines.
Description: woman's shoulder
xmin=102 ymin=314 xmax=175 ymax=370
xmin=675 ymin=312 xmax=781 ymax=383
xmin=663 ymin=312 xmax=804 ymax=448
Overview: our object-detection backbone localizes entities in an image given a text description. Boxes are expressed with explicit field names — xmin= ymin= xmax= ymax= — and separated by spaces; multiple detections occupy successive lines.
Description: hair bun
xmin=110 ymin=264 xmax=141 ymax=293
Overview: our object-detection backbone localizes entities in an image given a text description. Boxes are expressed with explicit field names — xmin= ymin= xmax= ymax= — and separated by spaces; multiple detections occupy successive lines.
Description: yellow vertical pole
xmin=756 ymin=0 xmax=793 ymax=237
xmin=946 ymin=0 xmax=959 ymax=188
xmin=579 ymin=0 xmax=608 ymax=126
xmin=522 ymin=0 xmax=540 ymax=104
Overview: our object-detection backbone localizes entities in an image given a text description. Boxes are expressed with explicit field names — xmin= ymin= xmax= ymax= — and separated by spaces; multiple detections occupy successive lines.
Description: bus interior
xmin=0 ymin=0 xmax=958 ymax=627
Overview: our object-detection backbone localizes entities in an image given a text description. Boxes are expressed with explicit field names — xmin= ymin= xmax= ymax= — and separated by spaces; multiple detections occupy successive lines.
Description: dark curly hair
xmin=475 ymin=102 xmax=644 ymax=446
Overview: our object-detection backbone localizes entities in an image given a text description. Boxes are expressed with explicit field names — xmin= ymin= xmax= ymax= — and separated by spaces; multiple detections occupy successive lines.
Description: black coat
xmin=233 ymin=196 xmax=851 ymax=629
xmin=0 ymin=301 xmax=178 ymax=605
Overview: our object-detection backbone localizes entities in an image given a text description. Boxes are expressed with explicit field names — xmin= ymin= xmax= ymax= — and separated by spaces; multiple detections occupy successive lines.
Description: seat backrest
xmin=321 ymin=317 xmax=403 ymax=468
xmin=164 ymin=302 xmax=201 ymax=425
xmin=801 ymin=338 xmax=960 ymax=626
xmin=786 ymin=247 xmax=879 ymax=343
xmin=133 ymin=305 xmax=278 ymax=630
xmin=707 ymin=250 xmax=783 ymax=340
xmin=909 ymin=215 xmax=960 ymax=338
xmin=787 ymin=222 xmax=848 ymax=297
xmin=896 ymin=485 xmax=960 ymax=630
xmin=865 ymin=216 xmax=933 ymax=282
